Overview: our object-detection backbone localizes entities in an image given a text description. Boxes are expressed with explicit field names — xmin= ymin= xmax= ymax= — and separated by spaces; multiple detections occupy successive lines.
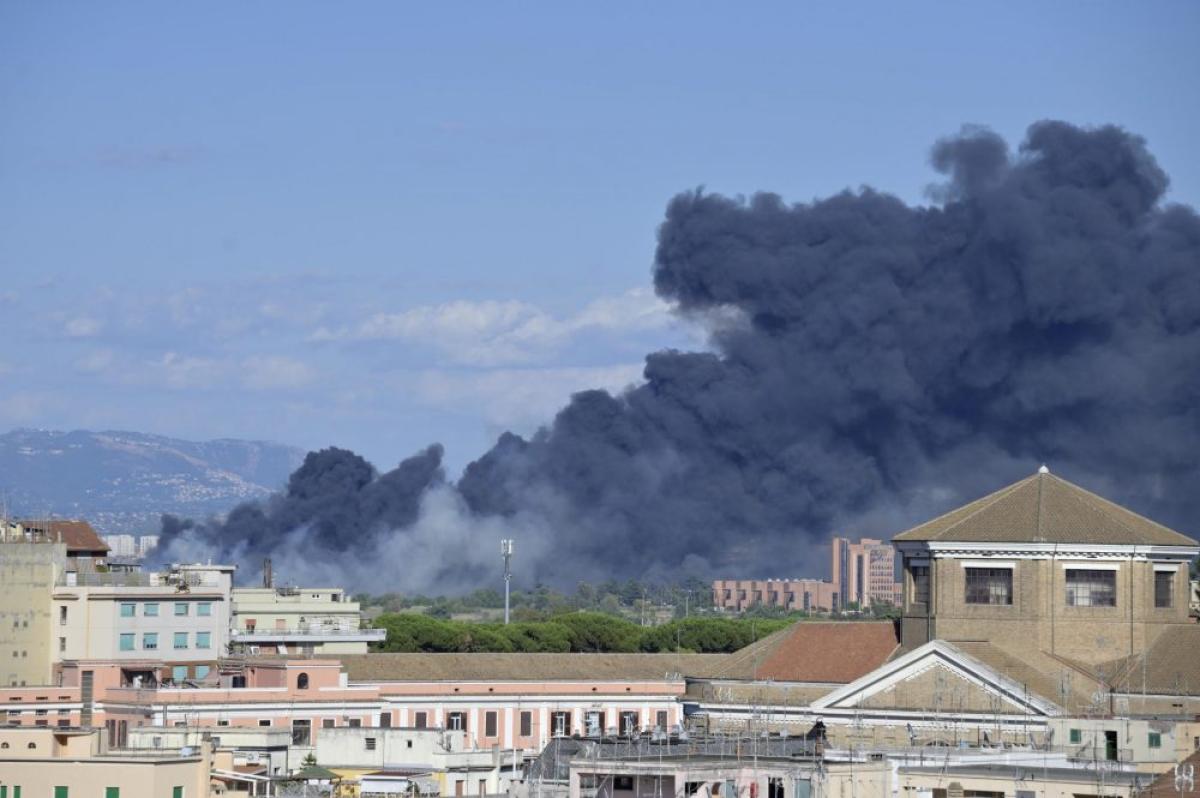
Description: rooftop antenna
xmin=501 ymin=539 xmax=514 ymax=625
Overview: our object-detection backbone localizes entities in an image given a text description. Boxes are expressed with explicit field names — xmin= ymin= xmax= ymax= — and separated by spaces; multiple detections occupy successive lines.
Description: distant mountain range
xmin=0 ymin=429 xmax=305 ymax=535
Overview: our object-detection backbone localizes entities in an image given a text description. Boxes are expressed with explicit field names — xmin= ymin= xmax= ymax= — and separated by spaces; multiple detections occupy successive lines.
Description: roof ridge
xmin=1035 ymin=472 xmax=1047 ymax=543
xmin=923 ymin=474 xmax=1038 ymax=540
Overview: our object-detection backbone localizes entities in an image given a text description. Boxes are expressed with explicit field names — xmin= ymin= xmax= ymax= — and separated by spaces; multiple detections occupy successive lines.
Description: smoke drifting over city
xmin=154 ymin=120 xmax=1200 ymax=592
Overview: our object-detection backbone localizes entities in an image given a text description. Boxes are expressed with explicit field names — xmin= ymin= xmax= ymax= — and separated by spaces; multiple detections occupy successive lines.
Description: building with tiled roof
xmin=688 ymin=468 xmax=1200 ymax=760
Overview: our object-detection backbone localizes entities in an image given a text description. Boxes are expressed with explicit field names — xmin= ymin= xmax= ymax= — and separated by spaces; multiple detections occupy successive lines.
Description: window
xmin=551 ymin=711 xmax=571 ymax=736
xmin=195 ymin=665 xmax=210 ymax=679
xmin=1155 ymin=570 xmax=1175 ymax=608
xmin=297 ymin=672 xmax=309 ymax=689
xmin=348 ymin=718 xmax=362 ymax=728
xmin=60 ymin=606 xmax=67 ymax=625
xmin=485 ymin=711 xmax=498 ymax=736
xmin=520 ymin=711 xmax=532 ymax=736
xmin=119 ymin=633 xmax=135 ymax=651
xmin=172 ymin=666 xmax=188 ymax=682
xmin=1149 ymin=732 xmax=1162 ymax=749
xmin=656 ymin=710 xmax=669 ymax=730
xmin=175 ymin=603 xmax=189 ymax=616
xmin=120 ymin=603 xmax=135 ymax=618
xmin=322 ymin=718 xmax=334 ymax=728
xmin=585 ymin=711 xmax=604 ymax=736
xmin=173 ymin=788 xmax=183 ymax=798
xmin=197 ymin=602 xmax=212 ymax=617
xmin=217 ymin=719 xmax=229 ymax=727
xmin=964 ymin=568 xmax=1013 ymax=605
xmin=365 ymin=736 xmax=377 ymax=751
xmin=195 ymin=632 xmax=211 ymax=650
xmin=380 ymin=712 xmax=391 ymax=727
xmin=258 ymin=719 xmax=271 ymax=727
xmin=1065 ymin=569 xmax=1117 ymax=607
xmin=619 ymin=711 xmax=639 ymax=736
xmin=446 ymin=712 xmax=466 ymax=731
xmin=174 ymin=632 xmax=188 ymax=649
xmin=143 ymin=633 xmax=158 ymax=650
xmin=414 ymin=711 xmax=427 ymax=729
xmin=911 ymin=564 xmax=930 ymax=605
xmin=55 ymin=789 xmax=68 ymax=798
xmin=292 ymin=719 xmax=311 ymax=746
xmin=1069 ymin=728 xmax=1082 ymax=744
xmin=105 ymin=788 xmax=120 ymax=798
xmin=59 ymin=637 xmax=66 ymax=653
xmin=144 ymin=603 xmax=159 ymax=617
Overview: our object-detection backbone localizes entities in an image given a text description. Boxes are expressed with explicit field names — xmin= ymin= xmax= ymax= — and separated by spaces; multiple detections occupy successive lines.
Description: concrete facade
xmin=230 ymin=586 xmax=384 ymax=655
xmin=0 ymin=539 xmax=65 ymax=687
xmin=0 ymin=726 xmax=211 ymax=797
xmin=831 ymin=537 xmax=901 ymax=609
xmin=53 ymin=563 xmax=233 ymax=683
xmin=711 ymin=579 xmax=837 ymax=612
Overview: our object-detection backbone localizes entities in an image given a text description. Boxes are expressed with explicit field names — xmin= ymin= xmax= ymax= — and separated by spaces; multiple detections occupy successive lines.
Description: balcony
xmin=230 ymin=626 xmax=386 ymax=643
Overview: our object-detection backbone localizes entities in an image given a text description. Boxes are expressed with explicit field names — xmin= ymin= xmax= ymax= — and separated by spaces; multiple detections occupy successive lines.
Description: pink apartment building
xmin=830 ymin=536 xmax=900 ymax=609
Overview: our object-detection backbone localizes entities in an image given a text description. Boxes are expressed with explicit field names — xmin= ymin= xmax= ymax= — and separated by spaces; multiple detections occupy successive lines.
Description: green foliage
xmin=371 ymin=612 xmax=799 ymax=654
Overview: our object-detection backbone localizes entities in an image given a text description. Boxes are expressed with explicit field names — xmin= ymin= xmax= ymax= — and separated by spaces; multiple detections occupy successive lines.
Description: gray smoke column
xmin=156 ymin=121 xmax=1200 ymax=590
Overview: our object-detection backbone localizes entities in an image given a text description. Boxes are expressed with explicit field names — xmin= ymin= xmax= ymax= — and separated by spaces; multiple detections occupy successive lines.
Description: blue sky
xmin=2 ymin=2 xmax=1198 ymax=475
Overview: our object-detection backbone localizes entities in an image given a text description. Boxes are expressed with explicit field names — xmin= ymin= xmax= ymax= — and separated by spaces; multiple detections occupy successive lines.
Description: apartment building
xmin=0 ymin=726 xmax=212 ymax=797
xmin=54 ymin=563 xmax=234 ymax=684
xmin=830 ymin=536 xmax=900 ymax=608
xmin=711 ymin=578 xmax=836 ymax=612
xmin=0 ymin=532 xmax=65 ymax=687
xmin=230 ymin=586 xmax=385 ymax=655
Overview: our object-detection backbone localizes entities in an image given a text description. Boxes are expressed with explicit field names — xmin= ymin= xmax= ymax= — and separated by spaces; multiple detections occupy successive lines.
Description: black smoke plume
xmin=154 ymin=121 xmax=1200 ymax=591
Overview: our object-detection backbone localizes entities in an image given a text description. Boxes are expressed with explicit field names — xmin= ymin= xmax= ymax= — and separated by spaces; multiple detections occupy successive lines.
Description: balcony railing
xmin=231 ymin=627 xmax=385 ymax=640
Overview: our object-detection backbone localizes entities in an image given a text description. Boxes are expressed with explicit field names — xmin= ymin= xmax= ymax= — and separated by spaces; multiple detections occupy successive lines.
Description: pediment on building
xmin=810 ymin=641 xmax=1061 ymax=717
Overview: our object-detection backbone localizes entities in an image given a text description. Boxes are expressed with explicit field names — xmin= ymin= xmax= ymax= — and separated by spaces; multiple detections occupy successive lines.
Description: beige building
xmin=55 ymin=563 xmax=235 ymax=685
xmin=894 ymin=466 xmax=1198 ymax=666
xmin=0 ymin=530 xmax=65 ymax=687
xmin=230 ymin=586 xmax=383 ymax=655
xmin=690 ymin=468 xmax=1200 ymax=770
xmin=0 ymin=726 xmax=212 ymax=797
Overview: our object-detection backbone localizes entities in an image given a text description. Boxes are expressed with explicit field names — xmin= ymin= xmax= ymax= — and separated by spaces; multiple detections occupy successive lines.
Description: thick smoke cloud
xmin=155 ymin=121 xmax=1200 ymax=591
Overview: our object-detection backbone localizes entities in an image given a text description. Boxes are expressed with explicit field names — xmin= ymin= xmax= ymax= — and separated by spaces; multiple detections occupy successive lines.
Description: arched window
xmin=297 ymin=672 xmax=309 ymax=690
xmin=27 ymin=742 xmax=36 ymax=749
xmin=0 ymin=741 xmax=9 ymax=749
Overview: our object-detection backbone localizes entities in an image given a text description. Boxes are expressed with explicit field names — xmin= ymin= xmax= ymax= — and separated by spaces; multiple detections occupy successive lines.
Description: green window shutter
xmin=54 ymin=788 xmax=69 ymax=798
xmin=173 ymin=787 xmax=184 ymax=798
xmin=1 ymin=783 xmax=8 ymax=798
xmin=106 ymin=789 xmax=120 ymax=798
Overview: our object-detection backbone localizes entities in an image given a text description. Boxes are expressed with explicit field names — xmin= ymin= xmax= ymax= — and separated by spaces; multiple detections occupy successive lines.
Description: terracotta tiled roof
xmin=328 ymin=652 xmax=730 ymax=682
xmin=18 ymin=519 xmax=109 ymax=553
xmin=712 ymin=621 xmax=900 ymax=683
xmin=892 ymin=470 xmax=1196 ymax=546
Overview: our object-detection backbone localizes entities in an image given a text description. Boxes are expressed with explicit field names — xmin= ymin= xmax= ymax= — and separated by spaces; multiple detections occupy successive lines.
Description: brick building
xmin=711 ymin=578 xmax=837 ymax=612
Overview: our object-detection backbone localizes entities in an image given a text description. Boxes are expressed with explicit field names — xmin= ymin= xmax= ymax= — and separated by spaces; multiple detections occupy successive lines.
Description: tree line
xmin=370 ymin=612 xmax=807 ymax=654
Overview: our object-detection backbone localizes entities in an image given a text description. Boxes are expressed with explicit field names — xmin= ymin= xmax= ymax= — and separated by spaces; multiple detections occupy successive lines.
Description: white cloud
xmin=311 ymin=287 xmax=674 ymax=366
xmin=63 ymin=316 xmax=104 ymax=338
xmin=241 ymin=356 xmax=316 ymax=391
xmin=75 ymin=349 xmax=116 ymax=374
xmin=158 ymin=352 xmax=228 ymax=390
xmin=414 ymin=363 xmax=645 ymax=432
